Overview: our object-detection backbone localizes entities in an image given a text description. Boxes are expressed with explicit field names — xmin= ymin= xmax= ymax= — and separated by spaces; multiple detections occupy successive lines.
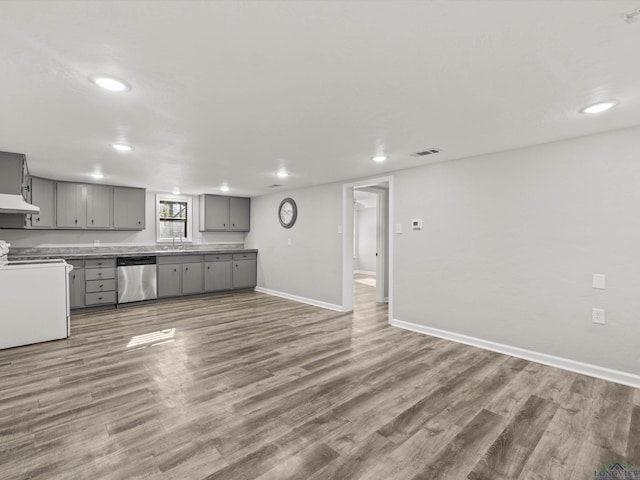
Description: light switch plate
xmin=593 ymin=274 xmax=605 ymax=289
xmin=395 ymin=223 xmax=402 ymax=234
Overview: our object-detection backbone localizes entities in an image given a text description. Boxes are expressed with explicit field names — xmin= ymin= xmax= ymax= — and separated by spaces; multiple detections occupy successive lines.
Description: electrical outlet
xmin=592 ymin=308 xmax=605 ymax=325
xmin=93 ymin=239 xmax=100 ymax=246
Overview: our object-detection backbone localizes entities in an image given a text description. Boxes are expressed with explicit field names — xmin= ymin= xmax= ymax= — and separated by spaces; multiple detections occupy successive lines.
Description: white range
xmin=0 ymin=258 xmax=73 ymax=349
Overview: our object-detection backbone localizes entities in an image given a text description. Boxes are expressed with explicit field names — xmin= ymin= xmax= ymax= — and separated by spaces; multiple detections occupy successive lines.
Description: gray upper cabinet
xmin=86 ymin=184 xmax=112 ymax=229
xmin=0 ymin=151 xmax=27 ymax=195
xmin=200 ymin=195 xmax=230 ymax=231
xmin=28 ymin=177 xmax=55 ymax=228
xmin=113 ymin=187 xmax=145 ymax=230
xmin=56 ymin=182 xmax=87 ymax=228
xmin=229 ymin=197 xmax=250 ymax=231
xmin=200 ymin=194 xmax=250 ymax=232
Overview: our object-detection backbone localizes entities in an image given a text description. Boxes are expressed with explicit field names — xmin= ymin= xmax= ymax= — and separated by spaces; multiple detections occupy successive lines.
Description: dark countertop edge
xmin=8 ymin=249 xmax=258 ymax=261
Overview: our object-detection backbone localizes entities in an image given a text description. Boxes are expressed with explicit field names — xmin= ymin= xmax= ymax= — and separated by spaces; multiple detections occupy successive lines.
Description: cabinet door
xmin=158 ymin=264 xmax=182 ymax=298
xmin=69 ymin=268 xmax=85 ymax=309
xmin=29 ymin=177 xmax=55 ymax=228
xmin=204 ymin=261 xmax=233 ymax=292
xmin=182 ymin=262 xmax=203 ymax=295
xmin=202 ymin=195 xmax=229 ymax=231
xmin=56 ymin=183 xmax=86 ymax=228
xmin=113 ymin=187 xmax=146 ymax=230
xmin=229 ymin=197 xmax=250 ymax=231
xmin=233 ymin=259 xmax=257 ymax=289
xmin=86 ymin=184 xmax=112 ymax=229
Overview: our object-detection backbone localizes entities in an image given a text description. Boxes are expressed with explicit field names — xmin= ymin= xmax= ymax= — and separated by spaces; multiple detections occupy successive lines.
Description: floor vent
xmin=412 ymin=148 xmax=441 ymax=157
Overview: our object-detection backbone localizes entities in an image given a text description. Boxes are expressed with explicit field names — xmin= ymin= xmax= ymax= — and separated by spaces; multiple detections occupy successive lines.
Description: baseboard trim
xmin=391 ymin=318 xmax=640 ymax=389
xmin=255 ymin=287 xmax=343 ymax=312
xmin=354 ymin=270 xmax=376 ymax=276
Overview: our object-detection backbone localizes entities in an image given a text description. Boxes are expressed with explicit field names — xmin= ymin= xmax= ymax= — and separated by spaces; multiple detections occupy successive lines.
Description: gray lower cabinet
xmin=158 ymin=264 xmax=182 ymax=298
xmin=158 ymin=255 xmax=203 ymax=297
xmin=204 ymin=254 xmax=233 ymax=292
xmin=84 ymin=259 xmax=116 ymax=306
xmin=233 ymin=252 xmax=257 ymax=289
xmin=182 ymin=262 xmax=203 ymax=295
xmin=68 ymin=260 xmax=85 ymax=309
xmin=113 ymin=186 xmax=145 ymax=230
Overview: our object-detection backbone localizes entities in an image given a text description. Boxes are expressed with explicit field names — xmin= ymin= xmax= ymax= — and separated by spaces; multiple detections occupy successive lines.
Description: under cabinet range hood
xmin=0 ymin=151 xmax=40 ymax=214
xmin=0 ymin=193 xmax=40 ymax=214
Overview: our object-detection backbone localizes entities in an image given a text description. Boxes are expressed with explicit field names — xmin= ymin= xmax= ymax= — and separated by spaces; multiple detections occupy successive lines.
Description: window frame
xmin=155 ymin=194 xmax=193 ymax=244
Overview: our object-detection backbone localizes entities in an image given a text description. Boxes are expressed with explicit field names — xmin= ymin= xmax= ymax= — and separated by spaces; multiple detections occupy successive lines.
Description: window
xmin=156 ymin=194 xmax=193 ymax=243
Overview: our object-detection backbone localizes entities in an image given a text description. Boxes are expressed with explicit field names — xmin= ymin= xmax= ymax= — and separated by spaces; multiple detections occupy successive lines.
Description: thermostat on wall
xmin=411 ymin=219 xmax=423 ymax=230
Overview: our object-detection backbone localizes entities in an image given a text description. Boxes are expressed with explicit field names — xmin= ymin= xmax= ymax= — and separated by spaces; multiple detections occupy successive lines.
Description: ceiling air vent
xmin=412 ymin=148 xmax=441 ymax=157
xmin=268 ymin=184 xmax=282 ymax=188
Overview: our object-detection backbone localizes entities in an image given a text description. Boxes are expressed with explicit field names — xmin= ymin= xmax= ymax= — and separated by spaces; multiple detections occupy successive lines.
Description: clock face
xmin=278 ymin=198 xmax=297 ymax=228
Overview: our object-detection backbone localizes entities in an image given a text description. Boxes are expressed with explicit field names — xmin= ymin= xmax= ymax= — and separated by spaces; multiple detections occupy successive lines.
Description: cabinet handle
xmin=74 ymin=219 xmax=78 ymax=224
xmin=72 ymin=274 xmax=76 ymax=280
xmin=99 ymin=284 xmax=103 ymax=288
xmin=207 ymin=266 xmax=210 ymax=270
xmin=98 ymin=297 xmax=103 ymax=300
xmin=223 ymin=223 xmax=226 ymax=227
xmin=91 ymin=219 xmax=94 ymax=224
xmin=36 ymin=217 xmax=40 ymax=222
xmin=97 ymin=273 xmax=102 ymax=276
xmin=174 ymin=268 xmax=177 ymax=272
xmin=185 ymin=267 xmax=189 ymax=271
xmin=138 ymin=220 xmax=141 ymax=225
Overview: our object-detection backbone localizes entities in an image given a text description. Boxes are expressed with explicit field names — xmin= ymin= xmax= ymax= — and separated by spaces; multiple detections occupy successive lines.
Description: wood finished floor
xmin=1 ymin=275 xmax=639 ymax=479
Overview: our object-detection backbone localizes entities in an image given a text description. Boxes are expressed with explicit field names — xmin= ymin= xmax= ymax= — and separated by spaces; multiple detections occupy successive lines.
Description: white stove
xmin=0 ymin=258 xmax=73 ymax=349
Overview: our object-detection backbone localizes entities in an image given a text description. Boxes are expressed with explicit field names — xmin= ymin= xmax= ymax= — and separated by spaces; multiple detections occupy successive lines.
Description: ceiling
xmin=1 ymin=1 xmax=639 ymax=197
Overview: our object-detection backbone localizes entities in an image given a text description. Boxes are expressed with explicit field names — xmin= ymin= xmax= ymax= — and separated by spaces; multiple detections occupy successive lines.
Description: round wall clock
xmin=278 ymin=197 xmax=297 ymax=228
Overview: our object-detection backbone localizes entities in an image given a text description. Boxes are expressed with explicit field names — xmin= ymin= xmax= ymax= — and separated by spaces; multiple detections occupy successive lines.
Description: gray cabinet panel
xmin=233 ymin=258 xmax=257 ymax=289
xmin=201 ymin=195 xmax=229 ymax=231
xmin=69 ymin=268 xmax=85 ymax=309
xmin=86 ymin=184 xmax=112 ymax=228
xmin=229 ymin=197 xmax=250 ymax=231
xmin=182 ymin=262 xmax=203 ymax=295
xmin=204 ymin=260 xmax=232 ymax=292
xmin=158 ymin=264 xmax=181 ymax=298
xmin=0 ymin=151 xmax=25 ymax=195
xmin=29 ymin=177 xmax=55 ymax=228
xmin=113 ymin=187 xmax=145 ymax=230
xmin=56 ymin=183 xmax=86 ymax=228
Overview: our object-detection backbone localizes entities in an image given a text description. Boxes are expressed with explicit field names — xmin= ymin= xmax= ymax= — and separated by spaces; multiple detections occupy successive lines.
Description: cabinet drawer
xmin=204 ymin=253 xmax=233 ymax=262
xmin=85 ymin=267 xmax=115 ymax=281
xmin=85 ymin=258 xmax=116 ymax=268
xmin=85 ymin=291 xmax=116 ymax=306
xmin=158 ymin=255 xmax=203 ymax=264
xmin=233 ymin=252 xmax=257 ymax=260
xmin=85 ymin=279 xmax=116 ymax=293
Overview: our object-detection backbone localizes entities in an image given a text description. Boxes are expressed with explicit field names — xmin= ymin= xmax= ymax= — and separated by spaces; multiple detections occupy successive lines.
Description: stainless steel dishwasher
xmin=117 ymin=256 xmax=157 ymax=304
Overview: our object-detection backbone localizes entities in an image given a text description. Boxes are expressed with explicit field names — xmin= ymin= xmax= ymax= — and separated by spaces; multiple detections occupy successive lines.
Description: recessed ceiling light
xmin=580 ymin=101 xmax=618 ymax=114
xmin=276 ymin=170 xmax=289 ymax=178
xmin=372 ymin=155 xmax=388 ymax=163
xmin=112 ymin=143 xmax=134 ymax=152
xmin=90 ymin=75 xmax=131 ymax=92
xmin=221 ymin=185 xmax=230 ymax=192
xmin=172 ymin=190 xmax=181 ymax=195
xmin=90 ymin=172 xmax=104 ymax=179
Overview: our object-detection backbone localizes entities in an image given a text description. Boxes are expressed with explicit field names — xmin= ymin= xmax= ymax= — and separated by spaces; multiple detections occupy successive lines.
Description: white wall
xmin=393 ymin=125 xmax=640 ymax=375
xmin=244 ymin=183 xmax=343 ymax=308
xmin=355 ymin=206 xmax=376 ymax=274
xmin=0 ymin=191 xmax=245 ymax=247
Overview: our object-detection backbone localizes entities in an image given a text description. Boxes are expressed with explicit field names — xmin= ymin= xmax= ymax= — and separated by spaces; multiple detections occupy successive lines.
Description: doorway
xmin=342 ymin=176 xmax=393 ymax=320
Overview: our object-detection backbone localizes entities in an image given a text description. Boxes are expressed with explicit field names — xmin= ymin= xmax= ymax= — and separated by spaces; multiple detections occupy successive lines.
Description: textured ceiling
xmin=1 ymin=1 xmax=639 ymax=196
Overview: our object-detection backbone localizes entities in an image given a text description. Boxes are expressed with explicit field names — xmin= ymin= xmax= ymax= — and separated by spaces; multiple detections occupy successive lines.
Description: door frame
xmin=342 ymin=175 xmax=394 ymax=320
